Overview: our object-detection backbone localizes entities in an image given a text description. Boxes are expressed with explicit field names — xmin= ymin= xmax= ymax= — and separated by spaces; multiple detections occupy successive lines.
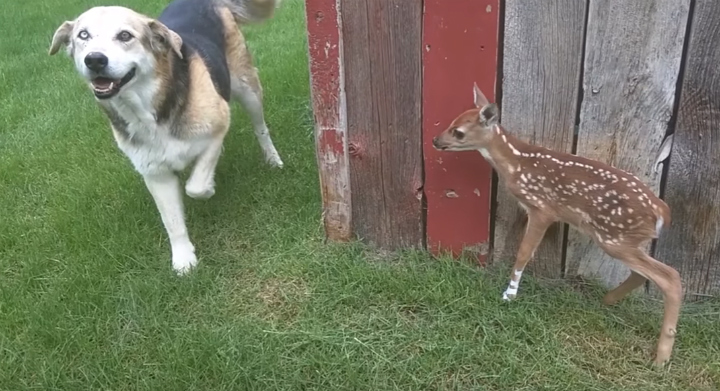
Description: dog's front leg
xmin=143 ymin=173 xmax=198 ymax=275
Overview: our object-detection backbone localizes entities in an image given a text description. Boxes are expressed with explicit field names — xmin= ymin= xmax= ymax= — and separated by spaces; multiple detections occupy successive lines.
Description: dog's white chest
xmin=103 ymin=89 xmax=211 ymax=176
xmin=117 ymin=123 xmax=211 ymax=175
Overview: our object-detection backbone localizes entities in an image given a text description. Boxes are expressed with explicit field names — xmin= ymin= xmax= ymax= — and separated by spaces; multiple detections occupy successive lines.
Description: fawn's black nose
xmin=84 ymin=52 xmax=108 ymax=72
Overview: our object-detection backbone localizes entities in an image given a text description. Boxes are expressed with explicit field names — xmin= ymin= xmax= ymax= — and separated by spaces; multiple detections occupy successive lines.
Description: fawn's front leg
xmin=503 ymin=208 xmax=554 ymax=301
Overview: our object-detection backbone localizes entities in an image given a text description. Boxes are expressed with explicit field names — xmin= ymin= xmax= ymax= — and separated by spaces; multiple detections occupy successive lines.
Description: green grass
xmin=0 ymin=0 xmax=719 ymax=389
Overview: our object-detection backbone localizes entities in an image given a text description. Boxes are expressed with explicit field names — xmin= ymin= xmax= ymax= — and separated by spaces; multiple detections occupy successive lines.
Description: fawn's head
xmin=432 ymin=83 xmax=499 ymax=151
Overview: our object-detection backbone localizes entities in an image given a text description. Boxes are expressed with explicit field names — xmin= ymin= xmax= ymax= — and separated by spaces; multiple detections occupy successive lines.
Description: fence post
xmin=306 ymin=0 xmax=424 ymax=250
xmin=306 ymin=0 xmax=351 ymax=242
xmin=655 ymin=0 xmax=720 ymax=298
xmin=566 ymin=0 xmax=690 ymax=287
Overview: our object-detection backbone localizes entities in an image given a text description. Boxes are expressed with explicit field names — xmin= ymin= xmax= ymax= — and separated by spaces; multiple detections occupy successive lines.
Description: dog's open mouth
xmin=91 ymin=68 xmax=136 ymax=99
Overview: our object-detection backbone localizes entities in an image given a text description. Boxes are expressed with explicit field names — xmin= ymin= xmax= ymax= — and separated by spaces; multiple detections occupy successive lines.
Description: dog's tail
xmin=215 ymin=0 xmax=280 ymax=24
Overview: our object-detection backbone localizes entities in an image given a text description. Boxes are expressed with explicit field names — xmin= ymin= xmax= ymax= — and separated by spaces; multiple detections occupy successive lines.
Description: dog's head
xmin=49 ymin=6 xmax=183 ymax=100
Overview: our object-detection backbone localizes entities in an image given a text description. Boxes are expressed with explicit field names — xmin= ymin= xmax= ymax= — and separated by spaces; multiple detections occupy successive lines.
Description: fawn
xmin=432 ymin=83 xmax=682 ymax=366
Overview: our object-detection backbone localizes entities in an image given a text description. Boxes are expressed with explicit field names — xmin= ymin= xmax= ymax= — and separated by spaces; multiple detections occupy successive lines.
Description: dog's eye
xmin=117 ymin=31 xmax=134 ymax=42
xmin=452 ymin=128 xmax=465 ymax=140
xmin=78 ymin=30 xmax=90 ymax=40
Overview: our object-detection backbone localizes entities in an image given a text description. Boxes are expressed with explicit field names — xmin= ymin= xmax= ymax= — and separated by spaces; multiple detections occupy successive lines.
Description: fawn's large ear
xmin=49 ymin=21 xmax=75 ymax=55
xmin=473 ymin=82 xmax=490 ymax=108
xmin=479 ymin=103 xmax=499 ymax=127
xmin=148 ymin=20 xmax=183 ymax=59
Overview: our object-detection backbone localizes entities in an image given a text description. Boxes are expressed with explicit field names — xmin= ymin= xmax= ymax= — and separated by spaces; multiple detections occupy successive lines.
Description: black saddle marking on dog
xmin=159 ymin=0 xmax=232 ymax=102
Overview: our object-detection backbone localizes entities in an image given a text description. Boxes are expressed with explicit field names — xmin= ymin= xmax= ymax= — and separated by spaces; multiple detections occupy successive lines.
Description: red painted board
xmin=305 ymin=0 xmax=351 ymax=241
xmin=422 ymin=1 xmax=500 ymax=261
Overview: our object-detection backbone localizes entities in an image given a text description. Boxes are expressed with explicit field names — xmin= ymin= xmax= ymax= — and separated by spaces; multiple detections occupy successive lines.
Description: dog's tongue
xmin=92 ymin=77 xmax=115 ymax=90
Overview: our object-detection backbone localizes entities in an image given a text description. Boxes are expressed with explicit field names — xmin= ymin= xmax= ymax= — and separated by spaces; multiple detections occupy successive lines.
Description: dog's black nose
xmin=432 ymin=137 xmax=439 ymax=147
xmin=84 ymin=52 xmax=108 ymax=72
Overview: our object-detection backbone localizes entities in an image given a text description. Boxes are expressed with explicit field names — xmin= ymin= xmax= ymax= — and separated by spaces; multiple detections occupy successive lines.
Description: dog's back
xmin=158 ymin=0 xmax=278 ymax=102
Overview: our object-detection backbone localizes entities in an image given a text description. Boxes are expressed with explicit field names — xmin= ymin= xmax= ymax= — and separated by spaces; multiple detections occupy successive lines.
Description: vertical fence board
xmin=306 ymin=0 xmax=351 ymax=242
xmin=423 ymin=0 xmax=499 ymax=261
xmin=655 ymin=1 xmax=720 ymax=298
xmin=494 ymin=0 xmax=587 ymax=277
xmin=341 ymin=0 xmax=424 ymax=250
xmin=566 ymin=0 xmax=690 ymax=287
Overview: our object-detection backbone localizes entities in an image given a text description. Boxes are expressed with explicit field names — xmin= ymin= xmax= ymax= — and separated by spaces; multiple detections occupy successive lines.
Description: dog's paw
xmin=172 ymin=244 xmax=198 ymax=275
xmin=185 ymin=181 xmax=215 ymax=200
xmin=264 ymin=150 xmax=284 ymax=168
xmin=266 ymin=155 xmax=284 ymax=168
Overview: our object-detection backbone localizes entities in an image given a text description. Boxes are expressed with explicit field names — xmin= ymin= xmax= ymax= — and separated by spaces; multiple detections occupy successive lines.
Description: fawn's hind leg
xmin=603 ymin=271 xmax=647 ymax=305
xmin=602 ymin=245 xmax=682 ymax=365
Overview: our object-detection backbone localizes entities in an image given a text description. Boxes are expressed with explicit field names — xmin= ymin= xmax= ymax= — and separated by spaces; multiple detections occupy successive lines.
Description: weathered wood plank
xmin=341 ymin=0 xmax=424 ymax=250
xmin=305 ymin=0 xmax=351 ymax=242
xmin=422 ymin=0 xmax=499 ymax=261
xmin=655 ymin=0 xmax=720 ymax=298
xmin=566 ymin=0 xmax=690 ymax=287
xmin=494 ymin=0 xmax=587 ymax=278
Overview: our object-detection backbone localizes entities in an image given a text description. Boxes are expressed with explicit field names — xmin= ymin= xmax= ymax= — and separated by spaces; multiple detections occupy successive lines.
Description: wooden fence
xmin=305 ymin=0 xmax=720 ymax=299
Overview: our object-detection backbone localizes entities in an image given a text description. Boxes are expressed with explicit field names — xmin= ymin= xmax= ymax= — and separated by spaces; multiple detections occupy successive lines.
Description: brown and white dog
xmin=49 ymin=0 xmax=284 ymax=274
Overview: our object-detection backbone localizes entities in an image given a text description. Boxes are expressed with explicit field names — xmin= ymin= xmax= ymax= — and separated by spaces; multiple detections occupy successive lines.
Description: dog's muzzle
xmin=90 ymin=68 xmax=136 ymax=100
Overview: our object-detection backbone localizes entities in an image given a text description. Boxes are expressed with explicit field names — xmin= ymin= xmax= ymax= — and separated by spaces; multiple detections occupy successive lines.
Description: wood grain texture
xmin=494 ymin=0 xmax=587 ymax=278
xmin=655 ymin=0 xmax=720 ymax=298
xmin=422 ymin=0 xmax=499 ymax=261
xmin=305 ymin=0 xmax=351 ymax=241
xmin=341 ymin=0 xmax=424 ymax=250
xmin=566 ymin=0 xmax=690 ymax=287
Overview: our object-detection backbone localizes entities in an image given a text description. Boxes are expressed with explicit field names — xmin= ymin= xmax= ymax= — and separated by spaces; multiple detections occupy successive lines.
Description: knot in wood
xmin=348 ymin=142 xmax=361 ymax=157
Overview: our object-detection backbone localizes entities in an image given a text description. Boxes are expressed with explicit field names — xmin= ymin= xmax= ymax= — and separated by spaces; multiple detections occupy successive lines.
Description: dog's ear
xmin=49 ymin=21 xmax=75 ymax=55
xmin=148 ymin=20 xmax=183 ymax=59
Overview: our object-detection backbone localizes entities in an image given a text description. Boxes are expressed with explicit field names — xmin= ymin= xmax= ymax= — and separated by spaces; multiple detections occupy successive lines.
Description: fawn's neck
xmin=478 ymin=125 xmax=533 ymax=179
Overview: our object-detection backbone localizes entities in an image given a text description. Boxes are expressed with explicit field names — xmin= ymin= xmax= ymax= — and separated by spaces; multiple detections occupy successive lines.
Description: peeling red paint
xmin=306 ymin=0 xmax=351 ymax=241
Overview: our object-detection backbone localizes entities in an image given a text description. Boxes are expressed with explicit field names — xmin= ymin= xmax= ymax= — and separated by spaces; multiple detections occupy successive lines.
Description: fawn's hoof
xmin=502 ymin=290 xmax=517 ymax=301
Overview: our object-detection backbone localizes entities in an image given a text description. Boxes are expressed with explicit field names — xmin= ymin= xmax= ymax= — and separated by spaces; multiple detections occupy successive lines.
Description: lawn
xmin=0 ymin=0 xmax=719 ymax=390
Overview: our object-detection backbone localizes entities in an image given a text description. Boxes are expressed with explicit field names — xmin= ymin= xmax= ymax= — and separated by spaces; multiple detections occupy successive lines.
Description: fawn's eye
xmin=452 ymin=128 xmax=465 ymax=140
xmin=78 ymin=30 xmax=90 ymax=40
xmin=117 ymin=31 xmax=134 ymax=42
